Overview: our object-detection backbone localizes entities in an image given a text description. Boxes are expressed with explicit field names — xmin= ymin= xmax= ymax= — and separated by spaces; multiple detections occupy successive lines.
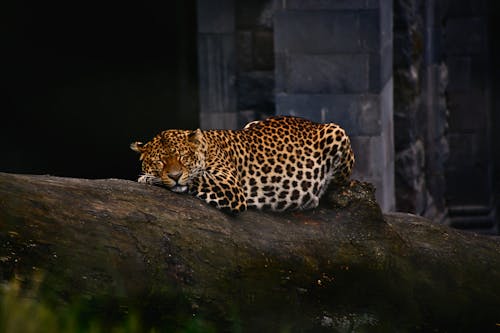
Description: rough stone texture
xmin=393 ymin=0 xmax=427 ymax=216
xmin=393 ymin=0 xmax=449 ymax=224
xmin=391 ymin=0 xmax=497 ymax=233
xmin=275 ymin=0 xmax=395 ymax=211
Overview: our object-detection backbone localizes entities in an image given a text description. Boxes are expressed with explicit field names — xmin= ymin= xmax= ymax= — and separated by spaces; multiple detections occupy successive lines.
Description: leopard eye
xmin=155 ymin=161 xmax=164 ymax=169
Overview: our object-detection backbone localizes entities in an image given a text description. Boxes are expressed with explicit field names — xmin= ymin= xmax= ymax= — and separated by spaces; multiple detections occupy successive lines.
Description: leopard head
xmin=131 ymin=129 xmax=206 ymax=192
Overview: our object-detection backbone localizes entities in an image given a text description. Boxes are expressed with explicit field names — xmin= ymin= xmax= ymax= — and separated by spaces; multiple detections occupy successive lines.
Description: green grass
xmin=0 ymin=277 xmax=215 ymax=333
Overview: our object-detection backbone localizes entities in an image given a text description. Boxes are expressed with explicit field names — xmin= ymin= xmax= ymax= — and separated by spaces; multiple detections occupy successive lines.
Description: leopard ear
xmin=130 ymin=141 xmax=145 ymax=153
xmin=188 ymin=129 xmax=204 ymax=144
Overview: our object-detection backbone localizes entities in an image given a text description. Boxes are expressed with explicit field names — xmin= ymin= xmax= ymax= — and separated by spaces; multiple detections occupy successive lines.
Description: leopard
xmin=131 ymin=116 xmax=354 ymax=214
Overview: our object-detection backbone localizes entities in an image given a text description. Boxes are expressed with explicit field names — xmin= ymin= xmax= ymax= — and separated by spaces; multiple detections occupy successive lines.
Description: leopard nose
xmin=168 ymin=170 xmax=182 ymax=182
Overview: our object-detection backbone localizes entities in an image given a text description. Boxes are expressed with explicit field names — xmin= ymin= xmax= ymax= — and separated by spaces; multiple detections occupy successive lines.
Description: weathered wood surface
xmin=0 ymin=172 xmax=499 ymax=331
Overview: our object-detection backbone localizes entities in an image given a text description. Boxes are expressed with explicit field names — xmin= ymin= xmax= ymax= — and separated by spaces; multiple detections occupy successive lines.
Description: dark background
xmin=2 ymin=0 xmax=198 ymax=180
xmin=493 ymin=7 xmax=500 ymax=220
xmin=2 ymin=1 xmax=500 ymax=229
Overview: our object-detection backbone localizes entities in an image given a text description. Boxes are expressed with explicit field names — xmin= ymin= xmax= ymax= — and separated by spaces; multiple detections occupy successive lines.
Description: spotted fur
xmin=131 ymin=116 xmax=354 ymax=214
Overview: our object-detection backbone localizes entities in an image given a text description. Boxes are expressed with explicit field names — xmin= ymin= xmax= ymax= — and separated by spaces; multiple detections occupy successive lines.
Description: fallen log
xmin=0 ymin=172 xmax=499 ymax=332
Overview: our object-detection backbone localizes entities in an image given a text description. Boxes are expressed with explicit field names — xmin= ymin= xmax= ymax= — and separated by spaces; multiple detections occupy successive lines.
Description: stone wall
xmin=196 ymin=0 xmax=498 ymax=231
xmin=439 ymin=0 xmax=496 ymax=232
xmin=197 ymin=0 xmax=276 ymax=130
xmin=393 ymin=0 xmax=449 ymax=222
xmin=393 ymin=0 xmax=499 ymax=233
xmin=235 ymin=1 xmax=276 ymax=126
xmin=197 ymin=0 xmax=237 ymax=129
xmin=422 ymin=0 xmax=449 ymax=223
xmin=273 ymin=0 xmax=395 ymax=211
xmin=393 ymin=0 xmax=426 ymax=215
xmin=493 ymin=3 xmax=500 ymax=234
xmin=197 ymin=0 xmax=396 ymax=211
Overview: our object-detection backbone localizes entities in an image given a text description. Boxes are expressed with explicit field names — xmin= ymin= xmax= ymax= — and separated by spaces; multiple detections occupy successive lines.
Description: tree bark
xmin=0 ymin=172 xmax=499 ymax=332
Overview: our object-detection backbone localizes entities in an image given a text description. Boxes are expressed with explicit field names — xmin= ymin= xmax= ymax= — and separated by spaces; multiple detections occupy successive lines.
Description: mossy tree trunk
xmin=0 ymin=172 xmax=499 ymax=332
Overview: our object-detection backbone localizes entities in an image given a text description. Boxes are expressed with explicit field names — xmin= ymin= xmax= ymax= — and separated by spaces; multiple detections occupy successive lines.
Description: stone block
xmin=447 ymin=92 xmax=487 ymax=131
xmin=368 ymin=53 xmax=382 ymax=92
xmin=359 ymin=131 xmax=390 ymax=179
xmin=277 ymin=54 xmax=369 ymax=94
xmin=274 ymin=53 xmax=288 ymax=94
xmin=381 ymin=42 xmax=393 ymax=86
xmin=360 ymin=9 xmax=380 ymax=52
xmin=350 ymin=136 xmax=378 ymax=178
xmin=369 ymin=40 xmax=392 ymax=93
xmin=371 ymin=139 xmax=395 ymax=211
xmin=395 ymin=140 xmax=426 ymax=189
xmin=236 ymin=31 xmax=253 ymax=71
xmin=446 ymin=56 xmax=471 ymax=92
xmin=197 ymin=0 xmax=235 ymax=33
xmin=282 ymin=0 xmax=379 ymax=10
xmin=353 ymin=81 xmax=394 ymax=211
xmin=469 ymin=54 xmax=489 ymax=90
xmin=236 ymin=71 xmax=275 ymax=112
xmin=379 ymin=0 xmax=393 ymax=48
xmin=200 ymin=112 xmax=238 ymax=130
xmin=235 ymin=0 xmax=272 ymax=29
xmin=381 ymin=158 xmax=396 ymax=211
xmin=272 ymin=0 xmax=394 ymax=211
xmin=447 ymin=54 xmax=488 ymax=94
xmin=253 ymin=30 xmax=274 ymax=70
xmin=368 ymin=48 xmax=392 ymax=93
xmin=444 ymin=17 xmax=487 ymax=55
xmin=439 ymin=0 xmax=489 ymax=18
xmin=275 ymin=93 xmax=381 ymax=136
xmin=275 ymin=11 xmax=368 ymax=54
xmin=445 ymin=168 xmax=492 ymax=207
xmin=447 ymin=133 xmax=489 ymax=168
xmin=198 ymin=34 xmax=236 ymax=116
xmin=380 ymin=78 xmax=394 ymax=138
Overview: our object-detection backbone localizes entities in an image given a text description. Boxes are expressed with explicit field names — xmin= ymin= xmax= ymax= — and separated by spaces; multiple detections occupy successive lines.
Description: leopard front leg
xmin=193 ymin=172 xmax=247 ymax=214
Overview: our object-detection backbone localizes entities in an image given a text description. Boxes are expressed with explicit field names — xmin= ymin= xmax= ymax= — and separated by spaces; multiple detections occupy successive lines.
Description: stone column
xmin=197 ymin=0 xmax=238 ymax=129
xmin=274 ymin=0 xmax=395 ymax=211
xmin=421 ymin=0 xmax=448 ymax=222
xmin=443 ymin=4 xmax=496 ymax=233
